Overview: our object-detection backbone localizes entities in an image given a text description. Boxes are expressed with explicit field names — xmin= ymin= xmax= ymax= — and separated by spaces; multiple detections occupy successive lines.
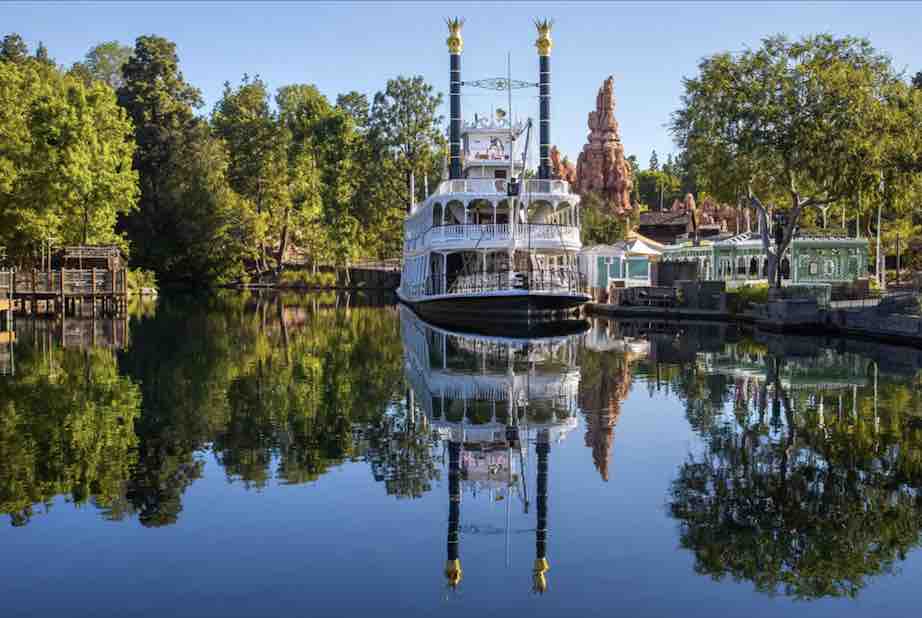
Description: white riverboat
xmin=397 ymin=19 xmax=589 ymax=326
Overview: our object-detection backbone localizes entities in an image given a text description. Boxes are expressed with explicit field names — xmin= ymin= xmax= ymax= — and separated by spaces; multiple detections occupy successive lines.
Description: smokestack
xmin=447 ymin=18 xmax=464 ymax=180
xmin=535 ymin=19 xmax=553 ymax=180
xmin=445 ymin=440 xmax=463 ymax=589
xmin=533 ymin=432 xmax=550 ymax=594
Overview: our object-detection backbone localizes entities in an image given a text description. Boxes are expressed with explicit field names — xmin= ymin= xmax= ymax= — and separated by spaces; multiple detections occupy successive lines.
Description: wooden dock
xmin=0 ymin=268 xmax=128 ymax=316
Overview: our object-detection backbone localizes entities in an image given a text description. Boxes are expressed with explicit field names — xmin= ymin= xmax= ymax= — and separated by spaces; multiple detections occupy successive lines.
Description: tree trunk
xmin=876 ymin=196 xmax=884 ymax=290
xmin=276 ymin=205 xmax=291 ymax=273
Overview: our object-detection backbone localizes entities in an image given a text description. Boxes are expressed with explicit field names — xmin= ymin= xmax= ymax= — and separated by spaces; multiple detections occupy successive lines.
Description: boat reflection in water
xmin=400 ymin=305 xmax=586 ymax=593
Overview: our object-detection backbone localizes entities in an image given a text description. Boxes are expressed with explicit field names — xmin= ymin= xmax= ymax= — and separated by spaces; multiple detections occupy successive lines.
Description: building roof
xmin=580 ymin=243 xmax=628 ymax=257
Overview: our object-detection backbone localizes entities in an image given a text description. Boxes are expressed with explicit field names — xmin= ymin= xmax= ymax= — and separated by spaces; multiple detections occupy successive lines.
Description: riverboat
xmin=397 ymin=19 xmax=589 ymax=324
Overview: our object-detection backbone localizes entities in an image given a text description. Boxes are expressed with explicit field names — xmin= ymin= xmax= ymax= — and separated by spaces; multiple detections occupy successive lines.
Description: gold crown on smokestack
xmin=446 ymin=17 xmax=464 ymax=54
xmin=534 ymin=18 xmax=553 ymax=56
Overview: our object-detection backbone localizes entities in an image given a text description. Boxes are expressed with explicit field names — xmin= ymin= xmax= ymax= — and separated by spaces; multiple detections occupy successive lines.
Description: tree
xmin=648 ymin=149 xmax=659 ymax=172
xmin=277 ymin=83 xmax=356 ymax=272
xmin=672 ymin=34 xmax=908 ymax=286
xmin=0 ymin=33 xmax=28 ymax=63
xmin=912 ymin=71 xmax=922 ymax=90
xmin=581 ymin=192 xmax=629 ymax=244
xmin=117 ymin=35 xmax=203 ymax=278
xmin=336 ymin=91 xmax=370 ymax=131
xmin=0 ymin=56 xmax=138 ymax=263
xmin=368 ymin=75 xmax=443 ymax=211
xmin=33 ymin=42 xmax=52 ymax=66
xmin=76 ymin=41 xmax=132 ymax=89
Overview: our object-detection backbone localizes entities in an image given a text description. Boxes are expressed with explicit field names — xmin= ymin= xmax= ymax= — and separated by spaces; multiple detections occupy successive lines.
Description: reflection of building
xmin=400 ymin=306 xmax=581 ymax=593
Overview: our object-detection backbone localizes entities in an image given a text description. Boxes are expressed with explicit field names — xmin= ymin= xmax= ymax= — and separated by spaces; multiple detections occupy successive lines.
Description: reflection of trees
xmin=669 ymin=354 xmax=922 ymax=599
xmin=3 ymin=293 xmax=417 ymax=527
xmin=361 ymin=409 xmax=440 ymax=499
xmin=0 ymin=343 xmax=140 ymax=526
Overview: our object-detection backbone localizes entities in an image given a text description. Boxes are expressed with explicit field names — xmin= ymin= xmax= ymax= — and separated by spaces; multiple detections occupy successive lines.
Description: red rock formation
xmin=575 ymin=76 xmax=633 ymax=215
xmin=549 ymin=146 xmax=577 ymax=184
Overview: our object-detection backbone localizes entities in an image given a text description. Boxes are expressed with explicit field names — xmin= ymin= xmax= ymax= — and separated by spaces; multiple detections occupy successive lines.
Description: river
xmin=2 ymin=292 xmax=921 ymax=617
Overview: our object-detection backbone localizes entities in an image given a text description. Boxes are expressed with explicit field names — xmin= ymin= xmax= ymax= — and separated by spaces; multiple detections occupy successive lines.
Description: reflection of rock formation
xmin=575 ymin=76 xmax=633 ymax=215
xmin=579 ymin=341 xmax=635 ymax=481
xmin=549 ymin=145 xmax=576 ymax=184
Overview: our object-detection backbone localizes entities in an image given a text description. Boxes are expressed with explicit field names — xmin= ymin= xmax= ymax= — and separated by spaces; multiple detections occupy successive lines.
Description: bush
xmin=727 ymin=283 xmax=768 ymax=314
xmin=278 ymin=270 xmax=338 ymax=288
xmin=127 ymin=269 xmax=158 ymax=295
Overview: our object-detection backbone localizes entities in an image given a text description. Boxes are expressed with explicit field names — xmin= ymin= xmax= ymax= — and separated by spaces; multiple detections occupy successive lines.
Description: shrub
xmin=278 ymin=270 xmax=338 ymax=288
xmin=727 ymin=283 xmax=768 ymax=314
xmin=127 ymin=269 xmax=158 ymax=295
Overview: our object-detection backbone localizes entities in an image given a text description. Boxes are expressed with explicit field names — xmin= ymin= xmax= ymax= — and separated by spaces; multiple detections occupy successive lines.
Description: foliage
xmin=581 ymin=191 xmax=629 ymax=245
xmin=0 ymin=51 xmax=138 ymax=264
xmin=73 ymin=41 xmax=132 ymax=90
xmin=726 ymin=283 xmax=769 ymax=314
xmin=672 ymin=34 xmax=916 ymax=286
xmin=127 ymin=268 xmax=158 ymax=294
xmin=278 ymin=270 xmax=337 ymax=288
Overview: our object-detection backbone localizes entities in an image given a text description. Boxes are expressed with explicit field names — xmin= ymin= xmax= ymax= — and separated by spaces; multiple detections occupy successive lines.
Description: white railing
xmin=432 ymin=179 xmax=572 ymax=197
xmin=407 ymin=224 xmax=580 ymax=252
xmin=406 ymin=268 xmax=588 ymax=299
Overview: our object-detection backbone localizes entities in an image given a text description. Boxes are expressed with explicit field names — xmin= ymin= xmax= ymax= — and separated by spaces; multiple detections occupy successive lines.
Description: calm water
xmin=2 ymin=292 xmax=922 ymax=617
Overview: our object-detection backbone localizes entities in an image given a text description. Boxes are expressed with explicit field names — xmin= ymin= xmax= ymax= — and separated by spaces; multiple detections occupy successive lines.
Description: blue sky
xmin=5 ymin=1 xmax=921 ymax=166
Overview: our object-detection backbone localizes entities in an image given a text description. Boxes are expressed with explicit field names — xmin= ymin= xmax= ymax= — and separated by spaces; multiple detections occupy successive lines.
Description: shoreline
xmin=585 ymin=301 xmax=922 ymax=349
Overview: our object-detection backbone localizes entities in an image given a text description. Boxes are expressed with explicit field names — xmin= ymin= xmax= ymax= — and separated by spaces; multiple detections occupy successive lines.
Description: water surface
xmin=2 ymin=293 xmax=922 ymax=617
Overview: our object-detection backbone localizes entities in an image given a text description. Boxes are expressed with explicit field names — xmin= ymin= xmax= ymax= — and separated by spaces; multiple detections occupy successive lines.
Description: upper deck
xmin=405 ymin=177 xmax=581 ymax=255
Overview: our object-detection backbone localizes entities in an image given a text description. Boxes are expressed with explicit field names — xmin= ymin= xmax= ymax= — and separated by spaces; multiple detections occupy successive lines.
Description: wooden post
xmin=91 ymin=269 xmax=97 ymax=317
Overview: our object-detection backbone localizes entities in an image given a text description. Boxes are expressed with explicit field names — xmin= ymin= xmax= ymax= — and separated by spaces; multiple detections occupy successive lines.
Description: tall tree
xmin=912 ymin=71 xmax=922 ymax=90
xmin=0 ymin=33 xmax=28 ymax=63
xmin=0 ymin=56 xmax=138 ymax=262
xmin=33 ymin=42 xmax=53 ymax=66
xmin=117 ymin=35 xmax=202 ymax=275
xmin=336 ymin=91 xmax=370 ymax=131
xmin=76 ymin=41 xmax=132 ymax=89
xmin=672 ymin=34 xmax=909 ymax=286
xmin=368 ymin=75 xmax=443 ymax=211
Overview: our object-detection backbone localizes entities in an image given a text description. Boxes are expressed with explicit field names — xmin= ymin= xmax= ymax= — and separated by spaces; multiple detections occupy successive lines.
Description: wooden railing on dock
xmin=6 ymin=269 xmax=127 ymax=297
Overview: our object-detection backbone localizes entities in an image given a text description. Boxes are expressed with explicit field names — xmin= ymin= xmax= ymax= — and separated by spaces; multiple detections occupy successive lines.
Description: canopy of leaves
xmin=0 ymin=53 xmax=138 ymax=263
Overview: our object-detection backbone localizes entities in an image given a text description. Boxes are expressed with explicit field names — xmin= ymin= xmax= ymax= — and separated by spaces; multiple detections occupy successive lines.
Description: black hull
xmin=400 ymin=294 xmax=589 ymax=338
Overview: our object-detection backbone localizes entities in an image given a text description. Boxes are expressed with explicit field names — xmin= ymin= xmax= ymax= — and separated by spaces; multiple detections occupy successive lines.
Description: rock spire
xmin=575 ymin=76 xmax=633 ymax=215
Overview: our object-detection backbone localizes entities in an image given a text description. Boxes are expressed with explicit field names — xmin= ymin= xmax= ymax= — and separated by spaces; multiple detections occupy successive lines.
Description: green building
xmin=660 ymin=232 xmax=870 ymax=284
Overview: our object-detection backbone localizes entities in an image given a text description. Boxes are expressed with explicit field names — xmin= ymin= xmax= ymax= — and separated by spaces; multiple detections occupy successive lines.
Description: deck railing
xmin=406 ymin=223 xmax=580 ymax=252
xmin=432 ymin=178 xmax=572 ymax=197
xmin=408 ymin=268 xmax=587 ymax=299
xmin=8 ymin=269 xmax=127 ymax=296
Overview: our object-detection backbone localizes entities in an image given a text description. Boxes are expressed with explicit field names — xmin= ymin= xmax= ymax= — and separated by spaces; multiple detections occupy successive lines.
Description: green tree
xmin=336 ymin=90 xmax=370 ymax=130
xmin=368 ymin=75 xmax=444 ymax=210
xmin=0 ymin=33 xmax=28 ymax=63
xmin=33 ymin=41 xmax=52 ymax=66
xmin=0 ymin=56 xmax=138 ymax=262
xmin=912 ymin=71 xmax=922 ymax=90
xmin=581 ymin=191 xmax=629 ymax=244
xmin=672 ymin=34 xmax=909 ymax=286
xmin=277 ymin=84 xmax=359 ymax=274
xmin=76 ymin=41 xmax=132 ymax=89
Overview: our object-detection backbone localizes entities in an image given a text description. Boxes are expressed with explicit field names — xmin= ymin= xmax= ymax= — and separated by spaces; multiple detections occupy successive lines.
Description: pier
xmin=0 ymin=246 xmax=129 ymax=317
